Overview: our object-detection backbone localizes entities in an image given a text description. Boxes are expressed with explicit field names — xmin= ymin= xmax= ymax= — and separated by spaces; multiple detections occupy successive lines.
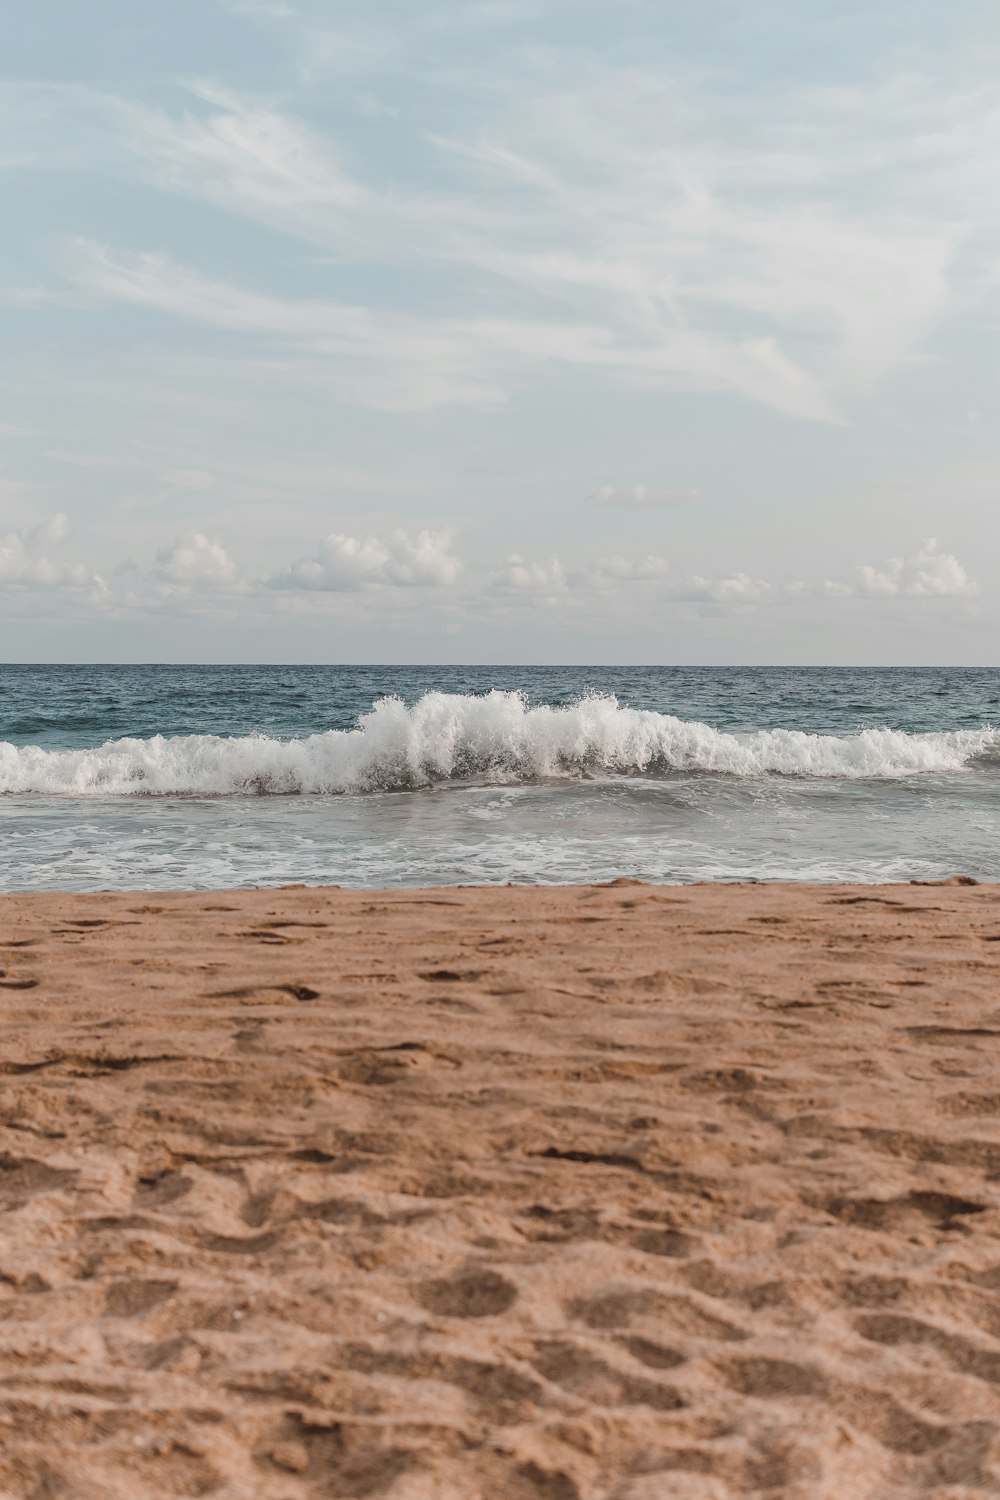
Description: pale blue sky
xmin=1 ymin=0 xmax=998 ymax=662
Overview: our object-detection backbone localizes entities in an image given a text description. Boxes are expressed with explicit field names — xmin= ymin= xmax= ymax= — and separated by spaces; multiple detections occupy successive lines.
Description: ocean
xmin=1 ymin=664 xmax=998 ymax=891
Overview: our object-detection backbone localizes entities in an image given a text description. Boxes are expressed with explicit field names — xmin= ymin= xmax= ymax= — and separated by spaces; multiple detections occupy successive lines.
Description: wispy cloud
xmin=1 ymin=6 xmax=998 ymax=657
xmin=591 ymin=484 xmax=701 ymax=509
xmin=7 ymin=46 xmax=982 ymax=422
xmin=57 ymin=235 xmax=850 ymax=420
xmin=59 ymin=239 xmax=505 ymax=410
xmin=219 ymin=0 xmax=297 ymax=19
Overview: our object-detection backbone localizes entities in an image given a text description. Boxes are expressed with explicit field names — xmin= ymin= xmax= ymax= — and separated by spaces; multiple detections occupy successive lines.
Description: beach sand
xmin=1 ymin=879 xmax=999 ymax=1499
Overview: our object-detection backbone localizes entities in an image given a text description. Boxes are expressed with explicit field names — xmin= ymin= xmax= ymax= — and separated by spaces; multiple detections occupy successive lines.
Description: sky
xmin=1 ymin=0 xmax=998 ymax=664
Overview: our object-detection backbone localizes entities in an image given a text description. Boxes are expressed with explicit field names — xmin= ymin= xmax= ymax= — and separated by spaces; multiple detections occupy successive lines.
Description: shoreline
xmin=2 ymin=880 xmax=999 ymax=1497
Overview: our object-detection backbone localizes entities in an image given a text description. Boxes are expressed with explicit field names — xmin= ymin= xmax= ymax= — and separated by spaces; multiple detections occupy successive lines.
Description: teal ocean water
xmin=1 ymin=665 xmax=998 ymax=890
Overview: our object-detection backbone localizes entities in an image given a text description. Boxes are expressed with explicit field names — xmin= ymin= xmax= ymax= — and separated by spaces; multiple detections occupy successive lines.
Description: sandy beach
xmin=1 ymin=878 xmax=999 ymax=1499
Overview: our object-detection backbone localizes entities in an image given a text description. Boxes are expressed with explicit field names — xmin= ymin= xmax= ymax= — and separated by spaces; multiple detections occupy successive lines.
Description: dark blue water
xmin=1 ymin=665 xmax=998 ymax=890
xmin=3 ymin=664 xmax=1000 ymax=746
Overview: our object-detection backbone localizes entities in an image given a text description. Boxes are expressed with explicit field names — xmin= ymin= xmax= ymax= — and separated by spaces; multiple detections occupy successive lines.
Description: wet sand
xmin=1 ymin=879 xmax=999 ymax=1499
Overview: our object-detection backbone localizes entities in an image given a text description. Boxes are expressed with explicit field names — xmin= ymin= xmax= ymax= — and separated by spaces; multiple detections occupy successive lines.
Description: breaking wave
xmin=1 ymin=691 xmax=997 ymax=796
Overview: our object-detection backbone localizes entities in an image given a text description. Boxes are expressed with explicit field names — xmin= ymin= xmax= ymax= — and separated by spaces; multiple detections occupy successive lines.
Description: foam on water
xmin=1 ymin=691 xmax=997 ymax=796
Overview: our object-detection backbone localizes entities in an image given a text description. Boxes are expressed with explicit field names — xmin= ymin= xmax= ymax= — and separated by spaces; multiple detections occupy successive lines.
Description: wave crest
xmin=1 ymin=691 xmax=997 ymax=795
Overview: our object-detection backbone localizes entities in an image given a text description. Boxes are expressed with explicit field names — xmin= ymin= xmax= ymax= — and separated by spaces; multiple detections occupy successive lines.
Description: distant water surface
xmin=1 ymin=664 xmax=998 ymax=890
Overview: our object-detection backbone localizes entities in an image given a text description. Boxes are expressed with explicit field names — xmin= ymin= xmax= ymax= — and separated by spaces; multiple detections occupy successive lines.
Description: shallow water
xmin=2 ymin=665 xmax=998 ymax=889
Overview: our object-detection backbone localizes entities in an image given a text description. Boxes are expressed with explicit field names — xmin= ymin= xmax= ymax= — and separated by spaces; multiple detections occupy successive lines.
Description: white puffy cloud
xmin=497 ymin=554 xmax=569 ymax=594
xmin=269 ymin=529 xmax=461 ymax=591
xmin=34 ymin=513 xmax=70 ymax=546
xmin=0 ymin=514 xmax=104 ymax=592
xmin=591 ymin=485 xmax=701 ymax=509
xmin=494 ymin=551 xmax=673 ymax=598
xmin=686 ymin=571 xmax=771 ymax=604
xmin=155 ymin=532 xmax=240 ymax=587
xmin=593 ymin=554 xmax=670 ymax=582
xmin=826 ymin=538 xmax=977 ymax=598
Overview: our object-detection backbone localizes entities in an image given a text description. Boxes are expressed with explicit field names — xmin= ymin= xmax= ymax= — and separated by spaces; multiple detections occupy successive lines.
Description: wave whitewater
xmin=1 ymin=692 xmax=997 ymax=795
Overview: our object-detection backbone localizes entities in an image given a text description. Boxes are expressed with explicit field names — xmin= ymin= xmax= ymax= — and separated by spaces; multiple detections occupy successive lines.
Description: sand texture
xmin=2 ymin=880 xmax=1000 ymax=1499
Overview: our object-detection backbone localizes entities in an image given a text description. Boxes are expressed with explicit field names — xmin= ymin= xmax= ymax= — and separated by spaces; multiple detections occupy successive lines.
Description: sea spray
xmin=1 ymin=691 xmax=997 ymax=796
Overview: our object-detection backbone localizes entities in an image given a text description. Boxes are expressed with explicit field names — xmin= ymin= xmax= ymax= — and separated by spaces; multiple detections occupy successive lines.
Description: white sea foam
xmin=1 ymin=691 xmax=997 ymax=796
